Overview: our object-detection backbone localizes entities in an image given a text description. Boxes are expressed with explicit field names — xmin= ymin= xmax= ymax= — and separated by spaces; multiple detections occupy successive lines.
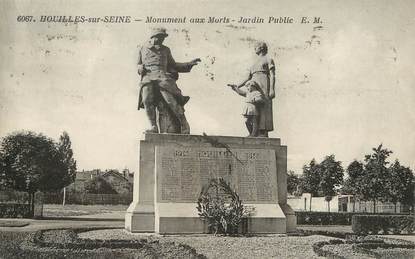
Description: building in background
xmin=288 ymin=193 xmax=409 ymax=213
xmin=67 ymin=169 xmax=133 ymax=194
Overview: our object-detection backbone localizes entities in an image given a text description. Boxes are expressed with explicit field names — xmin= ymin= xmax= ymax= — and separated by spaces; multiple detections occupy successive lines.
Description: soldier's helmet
xmin=150 ymin=28 xmax=168 ymax=38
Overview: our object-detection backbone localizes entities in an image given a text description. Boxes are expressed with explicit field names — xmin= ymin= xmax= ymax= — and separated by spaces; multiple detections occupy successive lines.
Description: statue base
xmin=125 ymin=133 xmax=296 ymax=234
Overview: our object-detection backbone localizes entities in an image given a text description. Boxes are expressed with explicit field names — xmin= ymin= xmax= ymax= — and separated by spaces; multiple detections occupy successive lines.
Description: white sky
xmin=1 ymin=0 xmax=414 ymax=174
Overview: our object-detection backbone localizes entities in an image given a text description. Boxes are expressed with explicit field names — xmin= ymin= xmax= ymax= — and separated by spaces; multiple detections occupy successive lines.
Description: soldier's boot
xmin=251 ymin=120 xmax=259 ymax=137
xmin=144 ymin=106 xmax=159 ymax=133
xmin=177 ymin=114 xmax=190 ymax=134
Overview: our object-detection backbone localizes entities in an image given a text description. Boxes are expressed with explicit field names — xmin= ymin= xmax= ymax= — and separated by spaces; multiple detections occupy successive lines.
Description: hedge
xmin=43 ymin=192 xmax=132 ymax=205
xmin=296 ymin=212 xmax=359 ymax=225
xmin=352 ymin=215 xmax=415 ymax=234
xmin=0 ymin=203 xmax=31 ymax=218
xmin=314 ymin=236 xmax=415 ymax=259
xmin=18 ymin=229 xmax=207 ymax=259
xmin=312 ymin=239 xmax=346 ymax=259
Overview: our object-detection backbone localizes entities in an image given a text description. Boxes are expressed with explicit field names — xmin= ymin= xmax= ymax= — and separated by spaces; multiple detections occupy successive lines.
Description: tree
xmin=301 ymin=159 xmax=322 ymax=197
xmin=300 ymin=159 xmax=323 ymax=211
xmin=0 ymin=131 xmax=77 ymax=214
xmin=341 ymin=160 xmax=364 ymax=212
xmin=287 ymin=170 xmax=301 ymax=196
xmin=342 ymin=160 xmax=364 ymax=194
xmin=387 ymin=160 xmax=415 ymax=213
xmin=358 ymin=144 xmax=392 ymax=213
xmin=58 ymin=132 xmax=77 ymax=187
xmin=319 ymin=155 xmax=344 ymax=212
xmin=84 ymin=176 xmax=117 ymax=194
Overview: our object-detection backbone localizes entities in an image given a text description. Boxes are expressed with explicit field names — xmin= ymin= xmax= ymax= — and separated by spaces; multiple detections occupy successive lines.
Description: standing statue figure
xmin=229 ymin=42 xmax=275 ymax=137
xmin=228 ymin=81 xmax=265 ymax=137
xmin=137 ymin=28 xmax=200 ymax=134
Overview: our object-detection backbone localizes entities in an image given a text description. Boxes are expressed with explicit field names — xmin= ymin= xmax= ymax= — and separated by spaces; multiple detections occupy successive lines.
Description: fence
xmin=43 ymin=192 xmax=133 ymax=205
xmin=0 ymin=190 xmax=43 ymax=218
xmin=288 ymin=193 xmax=339 ymax=212
xmin=288 ymin=193 xmax=410 ymax=213
xmin=0 ymin=203 xmax=31 ymax=218
xmin=0 ymin=190 xmax=30 ymax=203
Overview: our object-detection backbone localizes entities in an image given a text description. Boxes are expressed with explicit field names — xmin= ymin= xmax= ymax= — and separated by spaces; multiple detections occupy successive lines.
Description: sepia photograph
xmin=0 ymin=0 xmax=414 ymax=258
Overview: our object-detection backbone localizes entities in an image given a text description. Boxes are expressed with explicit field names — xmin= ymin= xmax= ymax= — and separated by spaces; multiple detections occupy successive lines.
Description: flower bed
xmin=352 ymin=215 xmax=414 ymax=234
xmin=8 ymin=229 xmax=206 ymax=259
xmin=314 ymin=235 xmax=415 ymax=259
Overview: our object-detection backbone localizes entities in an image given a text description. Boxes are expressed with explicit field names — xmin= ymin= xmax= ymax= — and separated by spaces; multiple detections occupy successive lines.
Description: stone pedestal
xmin=125 ymin=133 xmax=296 ymax=234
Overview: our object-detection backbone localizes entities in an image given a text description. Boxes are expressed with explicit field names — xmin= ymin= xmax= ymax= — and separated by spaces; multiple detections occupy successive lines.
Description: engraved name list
xmin=155 ymin=147 xmax=278 ymax=204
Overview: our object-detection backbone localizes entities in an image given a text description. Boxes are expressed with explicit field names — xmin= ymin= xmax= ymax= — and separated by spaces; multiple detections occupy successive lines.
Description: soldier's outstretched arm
xmin=168 ymin=48 xmax=200 ymax=73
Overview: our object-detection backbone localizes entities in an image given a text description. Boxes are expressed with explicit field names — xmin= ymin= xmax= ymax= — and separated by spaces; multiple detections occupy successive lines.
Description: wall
xmin=288 ymin=193 xmax=408 ymax=213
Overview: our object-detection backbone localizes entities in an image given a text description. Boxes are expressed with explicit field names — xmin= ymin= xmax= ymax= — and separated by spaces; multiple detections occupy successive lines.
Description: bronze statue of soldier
xmin=137 ymin=28 xmax=200 ymax=134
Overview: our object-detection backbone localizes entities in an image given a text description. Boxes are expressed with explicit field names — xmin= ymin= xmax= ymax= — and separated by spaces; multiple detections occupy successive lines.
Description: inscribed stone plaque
xmin=155 ymin=146 xmax=277 ymax=203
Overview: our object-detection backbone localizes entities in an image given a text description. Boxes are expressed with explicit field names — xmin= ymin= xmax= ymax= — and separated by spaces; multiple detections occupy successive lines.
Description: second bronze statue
xmin=229 ymin=42 xmax=276 ymax=137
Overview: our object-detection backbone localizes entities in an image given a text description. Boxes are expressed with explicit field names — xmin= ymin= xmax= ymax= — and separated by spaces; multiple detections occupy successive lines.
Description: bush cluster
xmin=312 ymin=239 xmax=345 ymax=259
xmin=352 ymin=237 xmax=415 ymax=258
xmin=314 ymin=236 xmax=415 ymax=259
xmin=352 ymin=215 xmax=414 ymax=234
xmin=296 ymin=211 xmax=357 ymax=225
xmin=17 ymin=229 xmax=207 ymax=259
xmin=26 ymin=230 xmax=152 ymax=250
xmin=0 ymin=203 xmax=31 ymax=218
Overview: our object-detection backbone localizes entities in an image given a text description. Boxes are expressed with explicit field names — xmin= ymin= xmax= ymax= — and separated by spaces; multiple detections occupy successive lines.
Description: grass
xmin=80 ymin=229 xmax=337 ymax=258
xmin=1 ymin=227 xmax=414 ymax=259
xmin=0 ymin=229 xmax=205 ymax=259
xmin=0 ymin=231 xmax=31 ymax=259
xmin=42 ymin=204 xmax=128 ymax=217
xmin=0 ymin=221 xmax=30 ymax=227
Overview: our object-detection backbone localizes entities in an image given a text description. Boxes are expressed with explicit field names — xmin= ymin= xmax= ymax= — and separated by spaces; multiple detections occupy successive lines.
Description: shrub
xmin=314 ymin=235 xmax=415 ymax=259
xmin=17 ymin=229 xmax=207 ymax=259
xmin=352 ymin=215 xmax=414 ymax=234
xmin=84 ymin=176 xmax=117 ymax=194
xmin=0 ymin=203 xmax=31 ymax=218
xmin=312 ymin=239 xmax=346 ymax=259
xmin=296 ymin=211 xmax=357 ymax=225
xmin=196 ymin=178 xmax=249 ymax=235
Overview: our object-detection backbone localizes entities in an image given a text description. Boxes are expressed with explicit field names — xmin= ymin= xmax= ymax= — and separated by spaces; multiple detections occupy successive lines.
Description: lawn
xmin=1 ymin=228 xmax=414 ymax=258
xmin=80 ymin=230 xmax=335 ymax=258
xmin=0 ymin=221 xmax=30 ymax=227
xmin=42 ymin=204 xmax=128 ymax=217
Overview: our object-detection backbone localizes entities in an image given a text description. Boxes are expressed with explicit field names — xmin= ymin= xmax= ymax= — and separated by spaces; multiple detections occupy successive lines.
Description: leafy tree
xmin=58 ymin=132 xmax=77 ymax=187
xmin=287 ymin=170 xmax=301 ymax=195
xmin=301 ymin=159 xmax=322 ymax=197
xmin=387 ymin=160 xmax=415 ymax=212
xmin=342 ymin=160 xmax=364 ymax=195
xmin=319 ymin=155 xmax=344 ymax=212
xmin=300 ymin=159 xmax=323 ymax=212
xmin=358 ymin=144 xmax=392 ymax=213
xmin=84 ymin=176 xmax=117 ymax=194
xmin=0 ymin=131 xmax=77 ymax=214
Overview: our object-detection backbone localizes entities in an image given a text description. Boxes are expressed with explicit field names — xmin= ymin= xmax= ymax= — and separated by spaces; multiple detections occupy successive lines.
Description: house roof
xmin=102 ymin=170 xmax=133 ymax=183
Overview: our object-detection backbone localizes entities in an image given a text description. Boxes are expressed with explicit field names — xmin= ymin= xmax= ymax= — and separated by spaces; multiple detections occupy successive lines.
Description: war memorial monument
xmin=125 ymin=28 xmax=296 ymax=234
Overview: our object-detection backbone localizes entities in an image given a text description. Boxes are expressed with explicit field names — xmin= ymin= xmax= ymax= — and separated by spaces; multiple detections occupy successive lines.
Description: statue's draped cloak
xmin=248 ymin=55 xmax=275 ymax=131
xmin=137 ymin=43 xmax=192 ymax=110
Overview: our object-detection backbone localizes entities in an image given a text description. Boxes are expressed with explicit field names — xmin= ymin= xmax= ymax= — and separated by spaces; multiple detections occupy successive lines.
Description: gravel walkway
xmin=79 ymin=229 xmax=337 ymax=259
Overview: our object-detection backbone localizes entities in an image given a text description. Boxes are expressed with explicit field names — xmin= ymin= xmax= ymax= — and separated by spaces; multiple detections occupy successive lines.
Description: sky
xmin=1 ymin=0 xmax=414 ymax=174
